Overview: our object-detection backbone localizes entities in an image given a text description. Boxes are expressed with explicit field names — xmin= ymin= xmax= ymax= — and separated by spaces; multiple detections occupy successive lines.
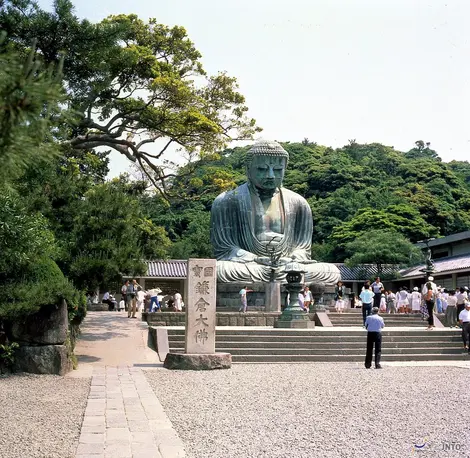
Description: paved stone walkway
xmin=71 ymin=312 xmax=185 ymax=458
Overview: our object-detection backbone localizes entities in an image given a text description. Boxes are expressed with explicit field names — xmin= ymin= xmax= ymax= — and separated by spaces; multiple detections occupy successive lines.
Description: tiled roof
xmin=335 ymin=264 xmax=398 ymax=281
xmin=145 ymin=260 xmax=187 ymax=278
xmin=415 ymin=231 xmax=470 ymax=249
xmin=400 ymin=254 xmax=470 ymax=278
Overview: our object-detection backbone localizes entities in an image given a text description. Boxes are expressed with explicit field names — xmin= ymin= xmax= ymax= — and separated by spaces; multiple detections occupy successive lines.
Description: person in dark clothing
xmin=424 ymin=281 xmax=435 ymax=330
xmin=365 ymin=307 xmax=385 ymax=369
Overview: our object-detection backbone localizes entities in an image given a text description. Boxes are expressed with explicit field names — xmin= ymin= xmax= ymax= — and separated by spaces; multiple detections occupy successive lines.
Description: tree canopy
xmin=0 ymin=0 xmax=261 ymax=199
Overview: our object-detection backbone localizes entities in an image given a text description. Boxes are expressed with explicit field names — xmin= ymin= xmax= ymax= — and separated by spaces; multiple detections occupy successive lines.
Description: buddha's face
xmin=247 ymin=155 xmax=286 ymax=190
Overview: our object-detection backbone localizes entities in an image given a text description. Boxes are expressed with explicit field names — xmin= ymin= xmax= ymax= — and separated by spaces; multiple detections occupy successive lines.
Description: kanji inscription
xmin=186 ymin=258 xmax=217 ymax=354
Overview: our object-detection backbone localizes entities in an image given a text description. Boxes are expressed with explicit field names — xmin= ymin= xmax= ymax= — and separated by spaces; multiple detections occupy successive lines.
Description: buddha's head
xmin=246 ymin=140 xmax=289 ymax=191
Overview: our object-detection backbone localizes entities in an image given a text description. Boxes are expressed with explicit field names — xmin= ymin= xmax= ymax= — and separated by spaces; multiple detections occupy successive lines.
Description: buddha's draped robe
xmin=210 ymin=183 xmax=341 ymax=284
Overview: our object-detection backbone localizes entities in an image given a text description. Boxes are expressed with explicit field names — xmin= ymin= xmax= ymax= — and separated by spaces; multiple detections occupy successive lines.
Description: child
xmin=118 ymin=298 xmax=125 ymax=311
xmin=355 ymin=295 xmax=362 ymax=309
xmin=445 ymin=290 xmax=458 ymax=328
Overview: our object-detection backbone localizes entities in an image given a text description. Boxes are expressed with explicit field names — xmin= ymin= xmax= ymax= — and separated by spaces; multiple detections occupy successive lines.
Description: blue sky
xmin=38 ymin=0 xmax=470 ymax=176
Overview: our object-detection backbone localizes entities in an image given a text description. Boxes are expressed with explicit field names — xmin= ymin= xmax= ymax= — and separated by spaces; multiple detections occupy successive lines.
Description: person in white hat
xmin=410 ymin=286 xmax=422 ymax=313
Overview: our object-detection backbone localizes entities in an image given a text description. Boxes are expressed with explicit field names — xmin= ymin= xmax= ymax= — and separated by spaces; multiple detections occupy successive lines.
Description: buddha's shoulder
xmin=280 ymin=187 xmax=309 ymax=205
xmin=212 ymin=183 xmax=248 ymax=206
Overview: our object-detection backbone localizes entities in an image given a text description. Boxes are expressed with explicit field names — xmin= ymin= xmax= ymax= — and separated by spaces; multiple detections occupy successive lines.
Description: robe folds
xmin=210 ymin=183 xmax=340 ymax=284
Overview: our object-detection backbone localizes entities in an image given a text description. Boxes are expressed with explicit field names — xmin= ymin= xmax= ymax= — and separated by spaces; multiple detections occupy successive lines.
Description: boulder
xmin=8 ymin=301 xmax=68 ymax=345
xmin=164 ymin=352 xmax=231 ymax=370
xmin=14 ymin=344 xmax=72 ymax=375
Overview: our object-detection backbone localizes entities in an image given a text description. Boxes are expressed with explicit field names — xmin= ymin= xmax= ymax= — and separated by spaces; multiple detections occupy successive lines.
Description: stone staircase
xmin=165 ymin=328 xmax=467 ymax=363
xmin=328 ymin=311 xmax=428 ymax=327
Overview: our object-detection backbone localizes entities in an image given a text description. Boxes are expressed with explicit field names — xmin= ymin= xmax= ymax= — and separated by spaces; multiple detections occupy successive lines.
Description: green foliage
xmin=0 ymin=31 xmax=64 ymax=182
xmin=1 ymin=0 xmax=261 ymax=198
xmin=0 ymin=341 xmax=19 ymax=372
xmin=0 ymin=188 xmax=56 ymax=276
xmin=66 ymin=177 xmax=171 ymax=290
xmin=0 ymin=257 xmax=86 ymax=322
xmin=344 ymin=230 xmax=423 ymax=274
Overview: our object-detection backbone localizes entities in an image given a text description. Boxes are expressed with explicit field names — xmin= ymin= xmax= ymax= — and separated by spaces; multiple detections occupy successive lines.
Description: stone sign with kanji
xmin=185 ymin=258 xmax=217 ymax=354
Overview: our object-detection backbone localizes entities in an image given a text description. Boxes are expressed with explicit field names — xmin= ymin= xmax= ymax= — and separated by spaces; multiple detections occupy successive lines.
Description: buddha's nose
xmin=267 ymin=167 xmax=275 ymax=178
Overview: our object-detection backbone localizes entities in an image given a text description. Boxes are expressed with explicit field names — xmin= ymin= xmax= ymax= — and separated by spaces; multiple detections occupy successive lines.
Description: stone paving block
xmin=104 ymin=442 xmax=131 ymax=458
xmin=83 ymin=416 xmax=106 ymax=427
xmin=91 ymin=377 xmax=106 ymax=386
xmin=158 ymin=444 xmax=186 ymax=458
xmin=87 ymin=399 xmax=106 ymax=406
xmin=131 ymin=431 xmax=155 ymax=444
xmin=131 ymin=443 xmax=161 ymax=457
xmin=128 ymin=420 xmax=149 ymax=432
xmin=106 ymin=399 xmax=124 ymax=409
xmin=148 ymin=419 xmax=173 ymax=431
xmin=106 ymin=418 xmax=128 ymax=428
xmin=80 ymin=433 xmax=105 ymax=444
xmin=126 ymin=412 xmax=148 ymax=422
xmin=76 ymin=442 xmax=105 ymax=455
xmin=81 ymin=425 xmax=106 ymax=434
xmin=86 ymin=407 xmax=106 ymax=416
xmin=76 ymin=454 xmax=105 ymax=458
xmin=106 ymin=427 xmax=131 ymax=441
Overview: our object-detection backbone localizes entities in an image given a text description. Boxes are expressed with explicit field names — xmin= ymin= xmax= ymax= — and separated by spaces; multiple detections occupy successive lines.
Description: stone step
xmin=166 ymin=349 xmax=470 ymax=362
xmin=229 ymin=354 xmax=470 ymax=363
xmin=168 ymin=340 xmax=462 ymax=349
xmin=169 ymin=347 xmax=466 ymax=356
xmin=166 ymin=329 xmax=460 ymax=337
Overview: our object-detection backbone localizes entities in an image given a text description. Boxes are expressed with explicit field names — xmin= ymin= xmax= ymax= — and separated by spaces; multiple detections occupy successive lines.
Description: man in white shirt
xmin=365 ymin=307 xmax=385 ymax=369
xmin=371 ymin=277 xmax=384 ymax=308
xmin=458 ymin=302 xmax=470 ymax=353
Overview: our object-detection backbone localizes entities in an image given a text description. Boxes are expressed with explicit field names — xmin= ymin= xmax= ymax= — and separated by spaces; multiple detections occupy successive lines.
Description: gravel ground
xmin=145 ymin=364 xmax=470 ymax=458
xmin=0 ymin=373 xmax=90 ymax=458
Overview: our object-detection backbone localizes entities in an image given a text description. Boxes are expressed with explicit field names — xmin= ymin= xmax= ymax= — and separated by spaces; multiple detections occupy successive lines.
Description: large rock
xmin=8 ymin=301 xmax=68 ymax=345
xmin=164 ymin=352 xmax=231 ymax=370
xmin=13 ymin=344 xmax=72 ymax=375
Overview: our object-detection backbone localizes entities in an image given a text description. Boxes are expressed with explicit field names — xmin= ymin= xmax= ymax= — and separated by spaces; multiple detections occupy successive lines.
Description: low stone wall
xmin=87 ymin=303 xmax=109 ymax=311
xmin=4 ymin=301 xmax=72 ymax=375
xmin=143 ymin=311 xmax=316 ymax=327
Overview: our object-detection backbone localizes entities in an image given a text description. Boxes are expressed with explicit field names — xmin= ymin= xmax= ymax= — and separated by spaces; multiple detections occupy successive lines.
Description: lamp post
xmin=274 ymin=262 xmax=315 ymax=328
xmin=418 ymin=238 xmax=436 ymax=285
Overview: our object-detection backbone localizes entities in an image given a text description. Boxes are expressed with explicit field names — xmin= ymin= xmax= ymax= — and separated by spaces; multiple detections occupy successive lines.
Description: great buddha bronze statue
xmin=210 ymin=140 xmax=340 ymax=285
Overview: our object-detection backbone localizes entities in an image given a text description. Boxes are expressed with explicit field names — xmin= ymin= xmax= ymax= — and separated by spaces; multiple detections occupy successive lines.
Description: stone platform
xmin=143 ymin=311 xmax=316 ymax=327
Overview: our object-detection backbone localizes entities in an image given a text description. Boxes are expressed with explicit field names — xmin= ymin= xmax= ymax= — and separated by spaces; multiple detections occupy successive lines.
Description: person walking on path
xmin=127 ymin=279 xmax=140 ymax=318
xmin=360 ymin=284 xmax=374 ymax=326
xmin=371 ymin=277 xmax=384 ymax=308
xmin=458 ymin=302 xmax=470 ymax=352
xmin=365 ymin=307 xmax=384 ymax=369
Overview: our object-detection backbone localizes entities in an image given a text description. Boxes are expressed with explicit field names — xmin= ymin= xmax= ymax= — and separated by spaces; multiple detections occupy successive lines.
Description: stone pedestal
xmin=265 ymin=282 xmax=281 ymax=312
xmin=163 ymin=352 xmax=232 ymax=370
xmin=275 ymin=279 xmax=315 ymax=329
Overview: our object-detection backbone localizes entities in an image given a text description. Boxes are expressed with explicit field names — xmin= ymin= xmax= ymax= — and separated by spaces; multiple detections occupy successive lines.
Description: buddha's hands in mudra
xmin=254 ymin=256 xmax=292 ymax=267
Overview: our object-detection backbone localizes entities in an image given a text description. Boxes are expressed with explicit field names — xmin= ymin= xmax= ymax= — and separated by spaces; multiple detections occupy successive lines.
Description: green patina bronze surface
xmin=210 ymin=140 xmax=340 ymax=284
